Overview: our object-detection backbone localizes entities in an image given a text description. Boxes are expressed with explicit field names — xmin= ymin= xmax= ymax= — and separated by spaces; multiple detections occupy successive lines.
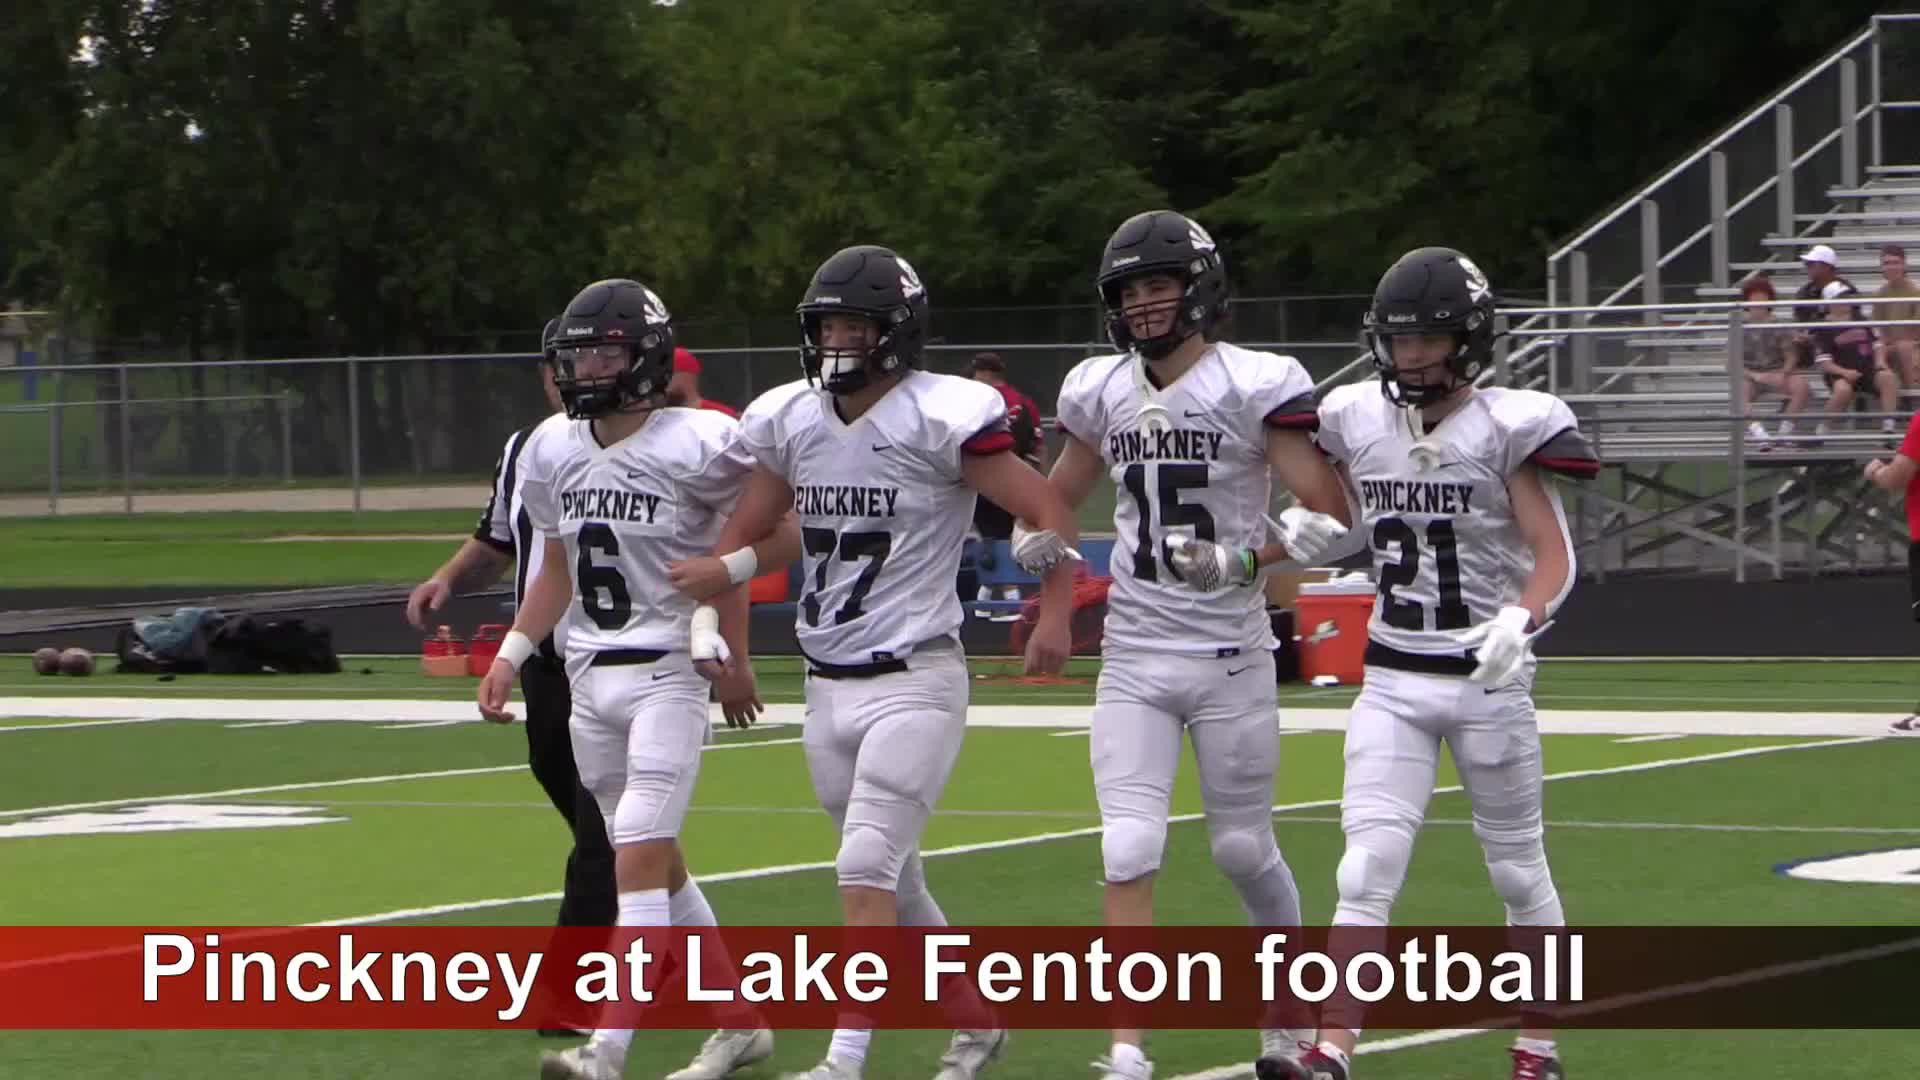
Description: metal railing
xmin=1541 ymin=14 xmax=1920 ymax=395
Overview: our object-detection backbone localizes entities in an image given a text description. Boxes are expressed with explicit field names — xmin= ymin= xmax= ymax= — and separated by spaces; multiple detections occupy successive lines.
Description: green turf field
xmin=0 ymin=496 xmax=1125 ymax=588
xmin=0 ymin=510 xmax=479 ymax=587
xmin=0 ymin=657 xmax=1915 ymax=1078
xmin=10 ymin=654 xmax=1920 ymax=712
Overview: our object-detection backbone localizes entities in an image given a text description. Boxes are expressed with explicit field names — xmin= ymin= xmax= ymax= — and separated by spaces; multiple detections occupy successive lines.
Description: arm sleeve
xmin=1249 ymin=355 xmax=1320 ymax=432
xmin=520 ymin=437 xmax=560 ymax=538
xmin=691 ymin=422 xmax=758 ymax=517
xmin=1054 ymin=361 xmax=1101 ymax=447
xmin=1508 ymin=394 xmax=1601 ymax=481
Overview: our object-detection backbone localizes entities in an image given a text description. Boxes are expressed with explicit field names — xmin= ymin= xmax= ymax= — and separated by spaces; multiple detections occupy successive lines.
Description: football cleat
xmin=1254 ymin=1037 xmax=1317 ymax=1080
xmin=539 ymin=1042 xmax=623 ymax=1080
xmin=1090 ymin=1051 xmax=1153 ymax=1080
xmin=1509 ymin=1047 xmax=1564 ymax=1080
xmin=1280 ymin=1045 xmax=1348 ymax=1080
xmin=932 ymin=1028 xmax=1008 ymax=1080
xmin=666 ymin=1028 xmax=774 ymax=1080
xmin=1889 ymin=714 xmax=1920 ymax=736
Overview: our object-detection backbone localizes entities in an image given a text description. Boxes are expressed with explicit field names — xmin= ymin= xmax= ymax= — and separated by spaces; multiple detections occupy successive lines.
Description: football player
xmin=1281 ymin=248 xmax=1599 ymax=1080
xmin=477 ymin=279 xmax=797 ymax=1080
xmin=670 ymin=244 xmax=1082 ymax=1080
xmin=1024 ymin=210 xmax=1352 ymax=1080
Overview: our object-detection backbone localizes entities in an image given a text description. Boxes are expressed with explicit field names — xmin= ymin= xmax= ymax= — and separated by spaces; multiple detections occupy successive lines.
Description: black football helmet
xmin=547 ymin=279 xmax=675 ymax=419
xmin=797 ymin=245 xmax=928 ymax=394
xmin=1096 ymin=210 xmax=1229 ymax=360
xmin=1364 ymin=246 xmax=1497 ymax=407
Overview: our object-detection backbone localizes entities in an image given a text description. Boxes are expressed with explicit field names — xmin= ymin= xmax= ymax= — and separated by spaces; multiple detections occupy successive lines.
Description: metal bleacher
xmin=1458 ymin=14 xmax=1920 ymax=581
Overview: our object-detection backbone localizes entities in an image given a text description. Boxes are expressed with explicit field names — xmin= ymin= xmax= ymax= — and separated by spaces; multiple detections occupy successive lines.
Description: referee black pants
xmin=519 ymin=654 xmax=616 ymax=927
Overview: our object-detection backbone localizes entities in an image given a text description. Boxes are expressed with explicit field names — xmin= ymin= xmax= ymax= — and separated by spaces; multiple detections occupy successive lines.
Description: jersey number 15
xmin=1122 ymin=462 xmax=1215 ymax=583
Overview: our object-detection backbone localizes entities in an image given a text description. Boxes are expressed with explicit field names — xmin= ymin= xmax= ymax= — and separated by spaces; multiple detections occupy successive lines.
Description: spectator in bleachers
xmin=1814 ymin=281 xmax=1902 ymax=443
xmin=1873 ymin=244 xmax=1920 ymax=385
xmin=1735 ymin=276 xmax=1810 ymax=448
xmin=664 ymin=346 xmax=739 ymax=417
xmin=1788 ymin=243 xmax=1856 ymax=370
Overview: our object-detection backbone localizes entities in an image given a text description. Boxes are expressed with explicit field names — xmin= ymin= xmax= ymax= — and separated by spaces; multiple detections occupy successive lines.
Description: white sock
xmin=1109 ymin=1041 xmax=1148 ymax=1070
xmin=1514 ymin=1036 xmax=1558 ymax=1059
xmin=589 ymin=887 xmax=671 ymax=1055
xmin=828 ymin=1027 xmax=872 ymax=1067
xmin=669 ymin=879 xmax=717 ymax=927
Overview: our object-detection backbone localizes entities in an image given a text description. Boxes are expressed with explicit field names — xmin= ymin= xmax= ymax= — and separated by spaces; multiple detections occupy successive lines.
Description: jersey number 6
xmin=576 ymin=522 xmax=633 ymax=630
xmin=1121 ymin=462 xmax=1215 ymax=583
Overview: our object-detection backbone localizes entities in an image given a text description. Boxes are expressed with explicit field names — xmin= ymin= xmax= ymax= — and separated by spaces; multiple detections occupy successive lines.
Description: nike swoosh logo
xmin=1226 ymin=666 xmax=1250 ymax=677
xmin=872 ymin=444 xmax=893 ymax=452
xmin=652 ymin=671 xmax=673 ymax=681
xmin=626 ymin=469 xmax=647 ymax=479
xmin=1183 ymin=410 xmax=1206 ymax=418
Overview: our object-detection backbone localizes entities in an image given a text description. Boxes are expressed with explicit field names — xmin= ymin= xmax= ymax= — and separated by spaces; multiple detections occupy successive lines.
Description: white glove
xmin=1462 ymin=605 xmax=1541 ymax=687
xmin=1010 ymin=521 xmax=1083 ymax=576
xmin=689 ymin=604 xmax=731 ymax=665
xmin=1162 ymin=533 xmax=1256 ymax=592
xmin=1274 ymin=506 xmax=1349 ymax=566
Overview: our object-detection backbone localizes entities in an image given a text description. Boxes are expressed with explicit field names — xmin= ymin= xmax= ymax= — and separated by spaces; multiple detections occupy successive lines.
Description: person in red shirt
xmin=1865 ymin=412 xmax=1920 ymax=734
xmin=665 ymin=347 xmax=740 ymax=418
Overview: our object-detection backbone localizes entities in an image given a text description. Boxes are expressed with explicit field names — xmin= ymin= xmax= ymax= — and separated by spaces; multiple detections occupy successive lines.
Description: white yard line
xmin=0 ymin=734 xmax=804 ymax=820
xmin=223 ymin=719 xmax=304 ymax=729
xmin=319 ymin=734 xmax=1879 ymax=926
xmin=0 ymin=717 xmax=164 ymax=734
xmin=1269 ymin=815 xmax=1920 ymax=837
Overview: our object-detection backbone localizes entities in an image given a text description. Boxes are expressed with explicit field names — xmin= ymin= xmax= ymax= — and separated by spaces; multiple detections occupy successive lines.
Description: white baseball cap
xmin=1801 ymin=243 xmax=1838 ymax=266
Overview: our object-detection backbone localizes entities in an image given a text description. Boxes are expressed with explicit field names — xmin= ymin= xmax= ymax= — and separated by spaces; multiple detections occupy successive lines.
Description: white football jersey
xmin=1315 ymin=383 xmax=1598 ymax=659
xmin=738 ymin=371 xmax=1007 ymax=666
xmin=1056 ymin=342 xmax=1319 ymax=656
xmin=520 ymin=407 xmax=755 ymax=668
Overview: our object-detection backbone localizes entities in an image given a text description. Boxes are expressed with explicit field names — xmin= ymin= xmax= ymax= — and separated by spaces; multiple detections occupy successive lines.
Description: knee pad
xmin=1334 ymin=837 xmax=1411 ymax=925
xmin=1207 ymin=823 xmax=1278 ymax=883
xmin=1101 ymin=816 xmax=1167 ymax=884
xmin=1484 ymin=852 xmax=1562 ymax=925
xmin=836 ymin=824 xmax=901 ymax=891
xmin=610 ymin=758 xmax=691 ymax=845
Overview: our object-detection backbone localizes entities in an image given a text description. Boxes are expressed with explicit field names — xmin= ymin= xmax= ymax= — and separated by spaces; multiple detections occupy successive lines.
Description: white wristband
xmin=719 ymin=546 xmax=759 ymax=586
xmin=497 ymin=631 xmax=536 ymax=672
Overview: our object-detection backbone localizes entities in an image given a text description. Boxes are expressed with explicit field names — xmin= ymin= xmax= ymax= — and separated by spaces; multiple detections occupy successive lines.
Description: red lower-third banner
xmin=0 ymin=926 xmax=1915 ymax=1030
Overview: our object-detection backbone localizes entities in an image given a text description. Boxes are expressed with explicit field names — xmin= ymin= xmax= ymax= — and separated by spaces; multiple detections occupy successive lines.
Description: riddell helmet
xmin=797 ymin=245 xmax=928 ymax=394
xmin=547 ymin=279 xmax=675 ymax=419
xmin=1096 ymin=210 xmax=1229 ymax=360
xmin=1364 ymin=247 xmax=1497 ymax=407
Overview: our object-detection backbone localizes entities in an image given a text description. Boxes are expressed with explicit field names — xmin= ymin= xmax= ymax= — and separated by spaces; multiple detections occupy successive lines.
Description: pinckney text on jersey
xmin=794 ymin=484 xmax=901 ymax=518
xmin=559 ymin=487 xmax=666 ymax=524
xmin=1358 ymin=478 xmax=1478 ymax=516
xmin=1108 ymin=428 xmax=1226 ymax=465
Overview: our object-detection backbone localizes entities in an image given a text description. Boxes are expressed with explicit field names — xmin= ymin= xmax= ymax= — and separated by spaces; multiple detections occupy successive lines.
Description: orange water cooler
xmin=1293 ymin=576 xmax=1375 ymax=686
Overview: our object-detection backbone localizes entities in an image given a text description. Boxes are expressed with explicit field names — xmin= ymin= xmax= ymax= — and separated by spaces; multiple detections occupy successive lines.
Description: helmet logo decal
xmin=897 ymin=257 xmax=925 ymax=300
xmin=641 ymin=288 xmax=671 ymax=325
xmin=1187 ymin=221 xmax=1217 ymax=253
xmin=1457 ymin=256 xmax=1491 ymax=302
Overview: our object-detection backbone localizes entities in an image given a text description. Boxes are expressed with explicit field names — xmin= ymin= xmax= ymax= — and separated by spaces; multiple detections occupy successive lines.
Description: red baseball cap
xmin=673 ymin=347 xmax=701 ymax=375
